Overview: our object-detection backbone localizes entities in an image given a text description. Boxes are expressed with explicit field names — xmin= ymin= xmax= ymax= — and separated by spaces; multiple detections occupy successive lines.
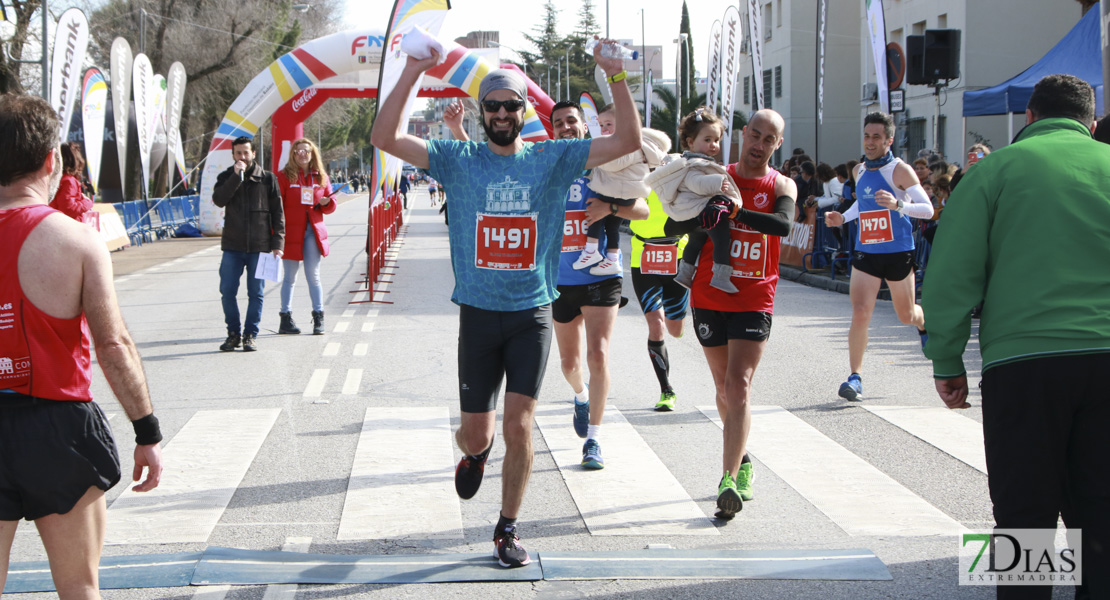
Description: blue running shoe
xmin=838 ymin=373 xmax=863 ymax=402
xmin=582 ymin=439 xmax=604 ymax=469
xmin=573 ymin=398 xmax=590 ymax=438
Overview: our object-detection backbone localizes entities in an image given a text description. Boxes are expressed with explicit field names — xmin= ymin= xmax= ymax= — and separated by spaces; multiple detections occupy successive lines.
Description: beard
xmin=482 ymin=116 xmax=523 ymax=147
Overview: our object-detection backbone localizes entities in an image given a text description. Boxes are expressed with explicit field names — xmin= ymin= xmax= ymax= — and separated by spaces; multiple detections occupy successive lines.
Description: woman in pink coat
xmin=276 ymin=138 xmax=335 ymax=335
xmin=49 ymin=142 xmax=94 ymax=221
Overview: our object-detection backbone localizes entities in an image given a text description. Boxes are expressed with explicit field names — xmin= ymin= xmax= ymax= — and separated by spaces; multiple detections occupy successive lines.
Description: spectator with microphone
xmin=212 ymin=136 xmax=285 ymax=352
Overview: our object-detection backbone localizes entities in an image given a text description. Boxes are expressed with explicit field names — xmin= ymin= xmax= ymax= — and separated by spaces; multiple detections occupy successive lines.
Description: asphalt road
xmin=2 ymin=187 xmax=1075 ymax=599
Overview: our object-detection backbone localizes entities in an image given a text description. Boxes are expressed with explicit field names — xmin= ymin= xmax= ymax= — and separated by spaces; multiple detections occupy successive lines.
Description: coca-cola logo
xmin=292 ymin=87 xmax=317 ymax=112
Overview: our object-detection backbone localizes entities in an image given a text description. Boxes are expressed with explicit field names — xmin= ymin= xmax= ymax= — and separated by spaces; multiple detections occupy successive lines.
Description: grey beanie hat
xmin=479 ymin=69 xmax=528 ymax=104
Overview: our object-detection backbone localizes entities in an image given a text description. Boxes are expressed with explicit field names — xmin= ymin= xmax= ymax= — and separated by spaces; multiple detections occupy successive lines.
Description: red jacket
xmin=277 ymin=170 xmax=335 ymax=261
xmin=49 ymin=174 xmax=93 ymax=221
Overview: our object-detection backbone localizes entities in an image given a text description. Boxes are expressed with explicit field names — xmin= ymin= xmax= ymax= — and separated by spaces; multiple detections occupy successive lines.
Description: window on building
xmin=774 ymin=66 xmax=782 ymax=97
xmin=763 ymin=3 xmax=772 ymax=40
xmin=912 ymin=20 xmax=926 ymax=35
xmin=906 ymin=117 xmax=927 ymax=157
xmin=938 ymin=13 xmax=948 ymax=28
xmin=744 ymin=76 xmax=750 ymax=105
xmin=776 ymin=0 xmax=782 ymax=27
xmin=762 ymin=69 xmax=773 ymax=109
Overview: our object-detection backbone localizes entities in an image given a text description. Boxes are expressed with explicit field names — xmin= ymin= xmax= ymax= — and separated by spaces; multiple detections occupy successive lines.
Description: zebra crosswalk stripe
xmin=534 ymin=405 xmax=717 ymax=536
xmin=698 ymin=405 xmax=964 ymax=537
xmin=105 ymin=409 xmax=282 ymax=545
xmin=861 ymin=405 xmax=987 ymax=474
xmin=337 ymin=407 xmax=463 ymax=540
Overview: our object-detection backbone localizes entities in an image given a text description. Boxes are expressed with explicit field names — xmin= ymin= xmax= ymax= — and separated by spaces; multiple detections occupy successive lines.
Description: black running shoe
xmin=454 ymin=437 xmax=493 ymax=500
xmin=493 ymin=525 xmax=532 ymax=568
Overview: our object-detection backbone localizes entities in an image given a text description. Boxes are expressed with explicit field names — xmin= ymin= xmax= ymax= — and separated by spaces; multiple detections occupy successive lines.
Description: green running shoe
xmin=715 ymin=472 xmax=743 ymax=520
xmin=654 ymin=390 xmax=677 ymax=411
xmin=735 ymin=462 xmax=754 ymax=501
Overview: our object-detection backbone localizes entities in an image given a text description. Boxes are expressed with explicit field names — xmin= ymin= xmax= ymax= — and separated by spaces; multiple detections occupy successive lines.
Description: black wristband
xmin=132 ymin=414 xmax=163 ymax=446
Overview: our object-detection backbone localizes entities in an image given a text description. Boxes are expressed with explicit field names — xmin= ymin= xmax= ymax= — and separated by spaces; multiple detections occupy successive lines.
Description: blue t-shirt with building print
xmin=427 ymin=138 xmax=592 ymax=311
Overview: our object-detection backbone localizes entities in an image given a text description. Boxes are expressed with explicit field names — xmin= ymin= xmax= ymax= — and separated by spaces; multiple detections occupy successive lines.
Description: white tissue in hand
xmin=400 ymin=27 xmax=444 ymax=63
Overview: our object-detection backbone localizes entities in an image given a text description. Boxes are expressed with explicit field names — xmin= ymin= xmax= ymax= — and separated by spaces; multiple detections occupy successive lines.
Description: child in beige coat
xmin=646 ymin=108 xmax=742 ymax=293
xmin=571 ymin=104 xmax=671 ymax=276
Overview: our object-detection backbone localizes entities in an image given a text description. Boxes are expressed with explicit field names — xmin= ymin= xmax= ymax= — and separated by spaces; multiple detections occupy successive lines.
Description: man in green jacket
xmin=923 ymin=74 xmax=1109 ymax=599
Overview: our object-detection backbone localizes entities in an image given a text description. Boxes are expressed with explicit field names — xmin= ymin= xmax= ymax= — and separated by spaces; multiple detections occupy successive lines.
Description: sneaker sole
xmin=582 ymin=458 xmax=604 ymax=470
xmin=493 ymin=543 xmax=532 ymax=568
xmin=838 ymin=384 xmax=861 ymax=402
xmin=454 ymin=459 xmax=484 ymax=500
xmin=715 ymin=488 xmax=743 ymax=519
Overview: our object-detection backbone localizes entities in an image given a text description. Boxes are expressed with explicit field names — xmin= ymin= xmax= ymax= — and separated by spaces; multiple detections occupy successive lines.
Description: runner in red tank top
xmin=688 ymin=109 xmax=797 ymax=519
xmin=0 ymin=94 xmax=163 ymax=598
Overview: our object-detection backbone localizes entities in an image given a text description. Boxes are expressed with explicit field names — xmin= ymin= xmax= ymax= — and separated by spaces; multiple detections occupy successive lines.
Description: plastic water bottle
xmin=585 ymin=38 xmax=639 ymax=61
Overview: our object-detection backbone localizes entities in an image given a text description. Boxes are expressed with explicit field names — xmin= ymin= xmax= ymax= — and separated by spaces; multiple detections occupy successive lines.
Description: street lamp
xmin=675 ymin=34 xmax=688 ymax=151
xmin=487 ymin=41 xmax=527 ymax=78
xmin=564 ymin=46 xmax=570 ymax=100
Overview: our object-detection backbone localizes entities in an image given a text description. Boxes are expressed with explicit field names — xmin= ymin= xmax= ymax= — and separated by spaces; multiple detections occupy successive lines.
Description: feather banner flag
xmin=370 ymin=0 xmax=452 ymax=208
xmin=866 ymin=0 xmax=889 ymax=112
xmin=720 ymin=5 xmax=744 ymax=164
xmin=707 ymin=20 xmax=722 ymax=116
xmin=579 ymin=92 xmax=601 ymax=139
xmin=80 ymin=68 xmax=108 ymax=193
xmin=109 ymin=38 xmax=133 ymax=196
xmin=50 ymin=8 xmax=89 ymax=140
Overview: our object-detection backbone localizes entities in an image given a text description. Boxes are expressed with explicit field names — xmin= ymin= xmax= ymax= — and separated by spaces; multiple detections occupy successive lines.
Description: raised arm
xmin=443 ymin=100 xmax=469 ymax=142
xmin=369 ymin=51 xmax=442 ymax=169
xmin=583 ymin=40 xmax=642 ymax=170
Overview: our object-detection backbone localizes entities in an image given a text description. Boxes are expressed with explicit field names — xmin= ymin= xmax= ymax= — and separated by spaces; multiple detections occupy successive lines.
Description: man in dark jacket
xmin=212 ymin=136 xmax=284 ymax=352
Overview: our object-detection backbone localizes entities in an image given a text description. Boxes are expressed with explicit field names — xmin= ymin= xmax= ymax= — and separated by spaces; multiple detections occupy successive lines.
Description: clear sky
xmin=345 ymin=0 xmax=743 ymax=81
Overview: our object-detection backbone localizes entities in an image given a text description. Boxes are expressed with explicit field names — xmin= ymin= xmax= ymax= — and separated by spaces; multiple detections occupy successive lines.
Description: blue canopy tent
xmin=962 ymin=4 xmax=1103 ymax=145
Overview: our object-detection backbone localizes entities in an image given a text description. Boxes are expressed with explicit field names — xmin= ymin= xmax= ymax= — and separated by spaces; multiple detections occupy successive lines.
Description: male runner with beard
xmin=371 ymin=41 xmax=642 ymax=567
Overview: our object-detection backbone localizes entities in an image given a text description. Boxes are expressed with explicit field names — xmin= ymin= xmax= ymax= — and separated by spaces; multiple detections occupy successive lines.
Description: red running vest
xmin=0 ymin=204 xmax=93 ymax=401
xmin=691 ymin=167 xmax=783 ymax=314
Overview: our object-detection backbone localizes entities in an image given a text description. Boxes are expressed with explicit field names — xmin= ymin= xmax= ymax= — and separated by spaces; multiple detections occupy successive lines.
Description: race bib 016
xmin=859 ymin=209 xmax=895 ymax=244
xmin=641 ymin=242 xmax=678 ymax=275
xmin=730 ymin=227 xmax=767 ymax=280
xmin=475 ymin=213 xmax=538 ymax=270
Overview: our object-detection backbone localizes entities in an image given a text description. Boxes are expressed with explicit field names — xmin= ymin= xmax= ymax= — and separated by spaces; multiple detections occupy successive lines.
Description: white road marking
xmin=698 ymin=405 xmax=964 ymax=537
xmin=323 ymin=343 xmax=340 ymax=356
xmin=341 ymin=369 xmax=363 ymax=395
xmin=337 ymin=407 xmax=463 ymax=540
xmin=261 ymin=537 xmax=312 ymax=599
xmin=862 ymin=405 xmax=987 ymax=473
xmin=535 ymin=405 xmax=717 ymax=536
xmin=191 ymin=585 xmax=230 ymax=599
xmin=303 ymin=369 xmax=329 ymax=398
xmin=334 ymin=321 xmax=349 ymax=333
xmin=361 ymin=321 xmax=375 ymax=333
xmin=353 ymin=343 xmax=368 ymax=356
xmin=105 ymin=409 xmax=282 ymax=544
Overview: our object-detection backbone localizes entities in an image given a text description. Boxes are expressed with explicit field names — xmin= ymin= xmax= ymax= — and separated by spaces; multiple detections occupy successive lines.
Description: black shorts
xmin=631 ymin=268 xmax=689 ymax=321
xmin=0 ymin=398 xmax=121 ymax=521
xmin=458 ymin=304 xmax=553 ymax=413
xmin=552 ymin=278 xmax=623 ymax=324
xmin=691 ymin=308 xmax=773 ymax=347
xmin=851 ymin=250 xmax=916 ymax=282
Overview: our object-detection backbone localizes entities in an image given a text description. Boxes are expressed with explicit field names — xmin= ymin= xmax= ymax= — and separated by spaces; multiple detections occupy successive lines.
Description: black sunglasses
xmin=482 ymin=99 xmax=525 ymax=113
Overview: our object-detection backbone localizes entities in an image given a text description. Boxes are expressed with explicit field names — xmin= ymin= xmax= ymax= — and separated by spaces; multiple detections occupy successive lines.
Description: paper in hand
xmin=254 ymin=252 xmax=283 ymax=283
xmin=400 ymin=27 xmax=445 ymax=64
